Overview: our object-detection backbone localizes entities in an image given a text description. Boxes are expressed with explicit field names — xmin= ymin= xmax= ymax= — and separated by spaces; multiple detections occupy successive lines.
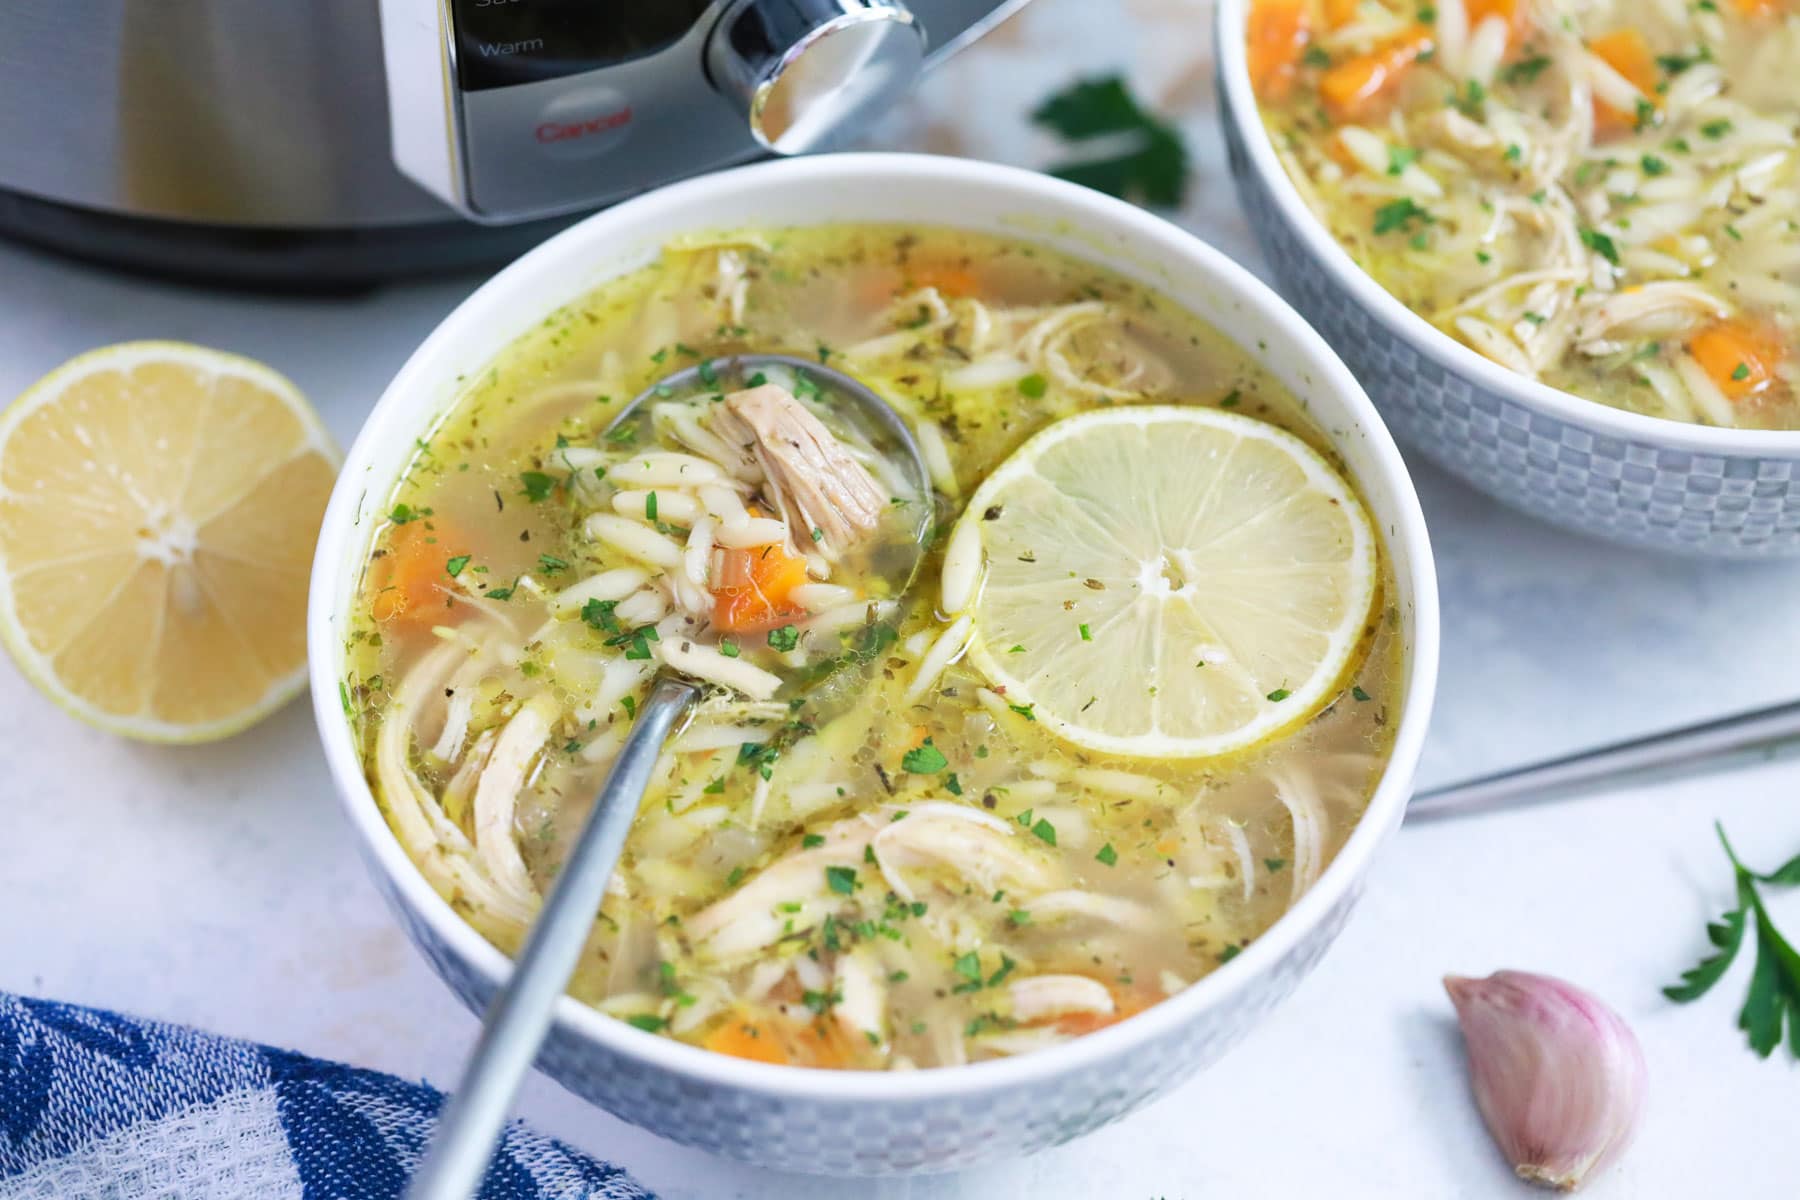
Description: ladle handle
xmin=407 ymin=675 xmax=698 ymax=1199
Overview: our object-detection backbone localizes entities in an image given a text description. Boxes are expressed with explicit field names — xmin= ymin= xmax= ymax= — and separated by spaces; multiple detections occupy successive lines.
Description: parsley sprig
xmin=1031 ymin=76 xmax=1190 ymax=207
xmin=1663 ymin=823 xmax=1800 ymax=1059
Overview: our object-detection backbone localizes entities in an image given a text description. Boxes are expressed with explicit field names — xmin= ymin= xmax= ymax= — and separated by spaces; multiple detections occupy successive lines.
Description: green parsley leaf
xmin=1008 ymin=702 xmax=1037 ymax=721
xmin=945 ymin=772 xmax=964 ymax=796
xmin=1265 ymin=857 xmax=1287 ymax=873
xmin=1640 ymin=154 xmax=1669 ymax=176
xmin=1018 ymin=373 xmax=1049 ymax=399
xmin=581 ymin=598 xmax=621 ymax=633
xmin=620 ymin=694 xmax=636 ymax=719
xmin=802 ymin=833 xmax=825 ymax=849
xmin=1095 ymin=843 xmax=1118 ymax=866
xmin=1580 ymin=228 xmax=1621 ymax=265
xmin=388 ymin=503 xmax=419 ymax=524
xmin=645 ymin=491 xmax=658 ymax=522
xmin=537 ymin=553 xmax=567 ymax=575
xmin=1219 ymin=944 xmax=1242 ymax=963
xmin=1701 ymin=118 xmax=1732 ymax=139
xmin=719 ymin=639 xmax=740 ymax=658
xmin=902 ymin=739 xmax=949 ymax=774
xmin=1267 ymin=688 xmax=1292 ymax=702
xmin=1501 ymin=55 xmax=1552 ymax=84
xmin=1373 ymin=197 xmax=1433 ymax=236
xmin=444 ymin=554 xmax=470 ymax=577
xmin=1385 ymin=145 xmax=1420 ymax=176
xmin=1030 ymin=76 xmax=1190 ymax=207
xmin=520 ymin=471 xmax=556 ymax=502
xmin=1663 ymin=823 xmax=1800 ymax=1059
xmin=626 ymin=1014 xmax=666 ymax=1033
xmin=703 ymin=776 xmax=724 ymax=794
xmin=1078 ymin=623 xmax=1093 ymax=641
xmin=1008 ymin=908 xmax=1032 ymax=926
xmin=1352 ymin=684 xmax=1372 ymax=702
xmin=825 ymin=865 xmax=857 ymax=895
xmin=1030 ymin=817 xmax=1057 ymax=847
xmin=952 ymin=951 xmax=983 ymax=984
xmin=767 ymin=624 xmax=800 ymax=653
xmin=1732 ymin=362 xmax=1751 ymax=382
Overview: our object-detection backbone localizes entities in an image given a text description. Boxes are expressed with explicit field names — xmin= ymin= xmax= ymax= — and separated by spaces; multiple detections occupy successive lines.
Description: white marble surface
xmin=3 ymin=1 xmax=1798 ymax=1196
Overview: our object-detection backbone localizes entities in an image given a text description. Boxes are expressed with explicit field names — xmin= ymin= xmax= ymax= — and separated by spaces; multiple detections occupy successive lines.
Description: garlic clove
xmin=1444 ymin=970 xmax=1647 ymax=1192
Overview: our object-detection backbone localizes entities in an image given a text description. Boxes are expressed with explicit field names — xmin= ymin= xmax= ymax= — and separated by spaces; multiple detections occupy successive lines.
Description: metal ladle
xmin=407 ymin=355 xmax=931 ymax=1199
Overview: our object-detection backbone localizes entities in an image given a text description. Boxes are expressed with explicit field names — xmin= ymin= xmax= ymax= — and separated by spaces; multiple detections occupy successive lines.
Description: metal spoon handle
xmin=1407 ymin=697 xmax=1800 ymax=822
xmin=407 ymin=675 xmax=698 ymax=1199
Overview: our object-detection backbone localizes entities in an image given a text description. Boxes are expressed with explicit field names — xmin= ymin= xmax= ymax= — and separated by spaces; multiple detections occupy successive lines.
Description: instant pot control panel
xmin=380 ymin=0 xmax=1028 ymax=224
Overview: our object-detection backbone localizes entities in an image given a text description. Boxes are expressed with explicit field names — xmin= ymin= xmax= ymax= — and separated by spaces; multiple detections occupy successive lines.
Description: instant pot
xmin=0 ymin=1 xmax=1027 ymax=284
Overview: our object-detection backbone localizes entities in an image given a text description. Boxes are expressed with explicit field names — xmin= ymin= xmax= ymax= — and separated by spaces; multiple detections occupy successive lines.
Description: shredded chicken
xmin=710 ymin=383 xmax=886 ymax=559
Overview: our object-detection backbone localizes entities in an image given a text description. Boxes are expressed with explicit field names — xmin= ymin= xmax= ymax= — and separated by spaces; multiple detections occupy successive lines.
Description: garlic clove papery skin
xmin=1444 ymin=970 xmax=1647 ymax=1192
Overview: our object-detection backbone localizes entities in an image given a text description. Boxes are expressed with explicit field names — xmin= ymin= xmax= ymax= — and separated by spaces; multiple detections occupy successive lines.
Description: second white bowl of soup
xmin=309 ymin=154 xmax=1438 ymax=1173
xmin=1218 ymin=0 xmax=1800 ymax=556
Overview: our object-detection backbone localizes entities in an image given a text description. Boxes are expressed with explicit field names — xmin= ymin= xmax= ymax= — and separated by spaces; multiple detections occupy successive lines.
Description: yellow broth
xmin=343 ymin=225 xmax=1403 ymax=1069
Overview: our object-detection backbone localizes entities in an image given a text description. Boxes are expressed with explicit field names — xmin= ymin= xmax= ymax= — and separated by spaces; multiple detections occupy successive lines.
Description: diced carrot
xmin=369 ymin=520 xmax=462 ymax=625
xmin=712 ymin=539 xmax=810 ymax=633
xmin=1051 ymin=982 xmax=1155 ymax=1036
xmin=1689 ymin=320 xmax=1785 ymax=400
xmin=1589 ymin=29 xmax=1659 ymax=135
xmin=907 ymin=725 xmax=931 ymax=749
xmin=1247 ymin=0 xmax=1313 ymax=100
xmin=908 ymin=263 xmax=979 ymax=298
xmin=1734 ymin=0 xmax=1782 ymax=16
xmin=1466 ymin=0 xmax=1528 ymax=45
xmin=703 ymin=1017 xmax=790 ymax=1065
xmin=1318 ymin=26 xmax=1434 ymax=121
xmin=1323 ymin=0 xmax=1359 ymax=29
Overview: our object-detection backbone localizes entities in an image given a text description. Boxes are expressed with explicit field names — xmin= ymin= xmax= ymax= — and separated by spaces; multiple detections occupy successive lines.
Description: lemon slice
xmin=0 ymin=342 xmax=339 ymax=742
xmin=956 ymin=405 xmax=1376 ymax=760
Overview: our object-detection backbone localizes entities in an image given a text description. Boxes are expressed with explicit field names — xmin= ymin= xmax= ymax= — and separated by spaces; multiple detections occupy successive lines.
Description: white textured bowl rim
xmin=307 ymin=152 xmax=1441 ymax=1103
xmin=1214 ymin=0 xmax=1800 ymax=457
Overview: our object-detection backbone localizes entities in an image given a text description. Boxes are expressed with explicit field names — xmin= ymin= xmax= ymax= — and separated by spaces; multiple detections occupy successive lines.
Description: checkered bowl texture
xmin=1216 ymin=75 xmax=1800 ymax=559
xmin=369 ymin=841 xmax=1358 ymax=1174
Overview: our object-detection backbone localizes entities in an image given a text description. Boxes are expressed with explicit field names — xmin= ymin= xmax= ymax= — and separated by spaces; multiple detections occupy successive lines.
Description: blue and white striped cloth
xmin=0 ymin=992 xmax=653 ymax=1199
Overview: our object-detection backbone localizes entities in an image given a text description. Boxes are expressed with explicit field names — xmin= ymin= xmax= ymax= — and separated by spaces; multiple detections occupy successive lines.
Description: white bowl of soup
xmin=1217 ymin=0 xmax=1800 ymax=556
xmin=308 ymin=153 xmax=1439 ymax=1174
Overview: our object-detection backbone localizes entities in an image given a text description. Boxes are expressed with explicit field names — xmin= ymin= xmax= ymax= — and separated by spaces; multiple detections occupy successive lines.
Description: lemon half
xmin=957 ymin=405 xmax=1377 ymax=760
xmin=0 ymin=341 xmax=339 ymax=742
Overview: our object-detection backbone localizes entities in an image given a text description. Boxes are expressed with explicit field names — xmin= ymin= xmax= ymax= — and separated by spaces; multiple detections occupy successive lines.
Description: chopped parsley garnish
xmin=1351 ymin=684 xmax=1372 ymax=702
xmin=1303 ymin=44 xmax=1331 ymax=68
xmin=1266 ymin=687 xmax=1291 ymax=702
xmin=537 ymin=553 xmax=567 ymax=575
xmin=1372 ymin=197 xmax=1433 ymax=236
xmin=644 ymin=492 xmax=658 ymax=522
xmin=1030 ymin=75 xmax=1190 ymax=206
xmin=1219 ymin=944 xmax=1242 ymax=964
xmin=1265 ymin=857 xmax=1287 ymax=873
xmin=605 ymin=423 xmax=637 ymax=446
xmin=1078 ymin=623 xmax=1093 ymax=641
xmin=1640 ymin=154 xmax=1669 ymax=176
xmin=902 ymin=739 xmax=948 ymax=774
xmin=1663 ymin=823 xmax=1800 ymax=1059
xmin=625 ymin=1014 xmax=666 ymax=1033
xmin=703 ymin=776 xmax=724 ymax=794
xmin=952 ymin=951 xmax=983 ymax=987
xmin=444 ymin=554 xmax=470 ymax=578
xmin=945 ymin=772 xmax=964 ymax=796
xmin=1018 ymin=373 xmax=1049 ymax=399
xmin=1095 ymin=843 xmax=1118 ymax=867
xmin=746 ymin=371 xmax=768 ymax=387
xmin=1634 ymin=99 xmax=1658 ymax=132
xmin=811 ymin=526 xmax=824 ymax=542
xmin=1030 ymin=817 xmax=1058 ymax=846
xmin=581 ymin=598 xmax=621 ymax=633
xmin=1008 ymin=644 xmax=1026 ymax=654
xmin=1580 ymin=228 xmax=1621 ymax=265
xmin=1008 ymin=702 xmax=1037 ymax=721
xmin=767 ymin=624 xmax=799 ymax=653
xmin=1701 ymin=118 xmax=1732 ymax=139
xmin=1385 ymin=145 xmax=1419 ymax=177
xmin=801 ymin=988 xmax=840 ymax=1015
xmin=388 ymin=503 xmax=420 ymax=524
xmin=1501 ymin=54 xmax=1552 ymax=85
xmin=520 ymin=471 xmax=556 ymax=502
xmin=802 ymin=833 xmax=825 ymax=849
xmin=718 ymin=638 xmax=740 ymax=658
xmin=620 ymin=694 xmax=637 ymax=719
xmin=737 ymin=740 xmax=779 ymax=780
xmin=1008 ymin=908 xmax=1032 ymax=926
xmin=825 ymin=865 xmax=857 ymax=895
xmin=697 ymin=358 xmax=718 ymax=386
xmin=1732 ymin=362 xmax=1751 ymax=381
